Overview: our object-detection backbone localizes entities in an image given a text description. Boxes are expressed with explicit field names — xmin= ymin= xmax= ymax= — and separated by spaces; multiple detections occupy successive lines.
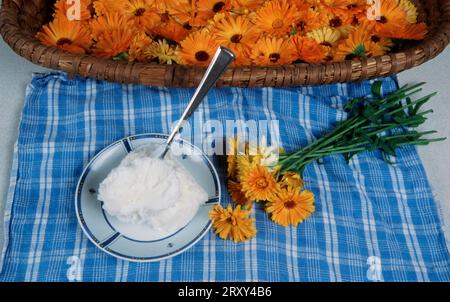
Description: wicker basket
xmin=1 ymin=0 xmax=449 ymax=87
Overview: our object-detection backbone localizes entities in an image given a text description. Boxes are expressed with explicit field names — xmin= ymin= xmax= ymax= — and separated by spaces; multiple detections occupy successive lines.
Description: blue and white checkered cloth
xmin=1 ymin=72 xmax=449 ymax=281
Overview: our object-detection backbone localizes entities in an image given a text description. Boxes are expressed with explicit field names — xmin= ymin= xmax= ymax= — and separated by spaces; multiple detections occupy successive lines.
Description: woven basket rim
xmin=1 ymin=0 xmax=449 ymax=87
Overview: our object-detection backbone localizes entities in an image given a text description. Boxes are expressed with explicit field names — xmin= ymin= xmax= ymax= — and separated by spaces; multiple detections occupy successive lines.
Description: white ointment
xmin=98 ymin=148 xmax=208 ymax=233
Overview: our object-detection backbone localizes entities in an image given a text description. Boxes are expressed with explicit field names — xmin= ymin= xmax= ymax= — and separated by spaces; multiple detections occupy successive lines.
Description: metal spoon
xmin=155 ymin=46 xmax=235 ymax=159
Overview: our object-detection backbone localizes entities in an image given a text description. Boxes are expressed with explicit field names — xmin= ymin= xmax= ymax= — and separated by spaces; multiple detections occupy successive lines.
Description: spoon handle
xmin=163 ymin=46 xmax=235 ymax=153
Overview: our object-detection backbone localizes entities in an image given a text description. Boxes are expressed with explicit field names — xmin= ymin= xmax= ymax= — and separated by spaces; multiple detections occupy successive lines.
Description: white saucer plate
xmin=75 ymin=133 xmax=221 ymax=262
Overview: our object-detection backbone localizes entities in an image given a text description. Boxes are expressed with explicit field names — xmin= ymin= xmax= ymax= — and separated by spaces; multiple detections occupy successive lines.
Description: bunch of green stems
xmin=279 ymin=82 xmax=445 ymax=175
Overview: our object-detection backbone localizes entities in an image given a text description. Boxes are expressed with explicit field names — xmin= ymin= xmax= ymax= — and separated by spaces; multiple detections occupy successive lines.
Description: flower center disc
xmin=329 ymin=17 xmax=342 ymax=28
xmin=377 ymin=16 xmax=388 ymax=24
xmin=195 ymin=51 xmax=210 ymax=62
xmin=269 ymin=53 xmax=281 ymax=63
xmin=56 ymin=38 xmax=72 ymax=46
xmin=160 ymin=13 xmax=170 ymax=22
xmin=371 ymin=35 xmax=380 ymax=42
xmin=230 ymin=34 xmax=242 ymax=43
xmin=213 ymin=2 xmax=226 ymax=13
xmin=135 ymin=8 xmax=146 ymax=17
xmin=284 ymin=200 xmax=296 ymax=209
xmin=272 ymin=19 xmax=284 ymax=29
xmin=256 ymin=178 xmax=268 ymax=189
xmin=297 ymin=20 xmax=306 ymax=31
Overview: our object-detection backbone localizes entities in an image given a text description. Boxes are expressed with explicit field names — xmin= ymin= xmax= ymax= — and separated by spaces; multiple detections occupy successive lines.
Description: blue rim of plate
xmin=75 ymin=133 xmax=221 ymax=262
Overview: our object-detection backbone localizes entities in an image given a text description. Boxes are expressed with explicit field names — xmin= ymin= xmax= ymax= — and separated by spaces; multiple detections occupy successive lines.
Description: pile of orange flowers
xmin=209 ymin=139 xmax=315 ymax=242
xmin=37 ymin=0 xmax=427 ymax=66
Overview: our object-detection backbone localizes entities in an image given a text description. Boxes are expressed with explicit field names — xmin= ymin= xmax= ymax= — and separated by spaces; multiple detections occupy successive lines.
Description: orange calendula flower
xmin=228 ymin=155 xmax=238 ymax=179
xmin=179 ymin=30 xmax=219 ymax=66
xmin=240 ymin=164 xmax=279 ymax=201
xmin=167 ymin=1 xmax=210 ymax=28
xmin=198 ymin=0 xmax=232 ymax=16
xmin=236 ymin=155 xmax=257 ymax=180
xmin=92 ymin=28 xmax=134 ymax=58
xmin=290 ymin=7 xmax=323 ymax=35
xmin=128 ymin=31 xmax=152 ymax=62
xmin=36 ymin=17 xmax=92 ymax=54
xmin=376 ymin=22 xmax=428 ymax=40
xmin=54 ymin=0 xmax=92 ymax=22
xmin=291 ymin=35 xmax=326 ymax=63
xmin=334 ymin=26 xmax=385 ymax=61
xmin=231 ymin=0 xmax=266 ymax=11
xmin=280 ymin=171 xmax=305 ymax=190
xmin=365 ymin=0 xmax=408 ymax=35
xmin=150 ymin=14 xmax=191 ymax=42
xmin=250 ymin=37 xmax=297 ymax=66
xmin=369 ymin=34 xmax=394 ymax=52
xmin=266 ymin=187 xmax=315 ymax=227
xmin=321 ymin=0 xmax=365 ymax=15
xmin=228 ymin=180 xmax=253 ymax=209
xmin=211 ymin=15 xmax=258 ymax=65
xmin=254 ymin=0 xmax=301 ymax=37
xmin=93 ymin=0 xmax=128 ymax=16
xmin=209 ymin=204 xmax=256 ymax=242
xmin=122 ymin=0 xmax=160 ymax=29
xmin=90 ymin=12 xmax=134 ymax=39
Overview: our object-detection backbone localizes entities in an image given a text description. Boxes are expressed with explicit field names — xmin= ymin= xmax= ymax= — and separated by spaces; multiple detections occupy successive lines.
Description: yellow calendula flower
xmin=306 ymin=26 xmax=341 ymax=47
xmin=280 ymin=172 xmax=304 ymax=190
xmin=398 ymin=0 xmax=418 ymax=23
xmin=145 ymin=39 xmax=180 ymax=65
xmin=227 ymin=154 xmax=238 ymax=179
xmin=128 ymin=31 xmax=152 ymax=62
xmin=248 ymin=137 xmax=281 ymax=171
xmin=209 ymin=204 xmax=256 ymax=242
xmin=240 ymin=164 xmax=279 ymax=201
xmin=266 ymin=187 xmax=315 ymax=227
xmin=236 ymin=153 xmax=262 ymax=180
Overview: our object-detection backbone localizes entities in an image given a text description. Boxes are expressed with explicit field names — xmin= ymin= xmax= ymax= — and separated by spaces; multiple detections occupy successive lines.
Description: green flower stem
xmin=279 ymin=82 xmax=444 ymax=175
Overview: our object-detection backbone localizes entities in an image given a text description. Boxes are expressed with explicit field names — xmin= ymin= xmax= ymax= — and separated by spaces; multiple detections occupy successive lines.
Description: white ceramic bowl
xmin=75 ymin=133 xmax=221 ymax=262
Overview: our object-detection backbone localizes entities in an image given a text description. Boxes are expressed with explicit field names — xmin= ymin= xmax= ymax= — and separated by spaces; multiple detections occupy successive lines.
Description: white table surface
xmin=0 ymin=38 xmax=449 ymax=255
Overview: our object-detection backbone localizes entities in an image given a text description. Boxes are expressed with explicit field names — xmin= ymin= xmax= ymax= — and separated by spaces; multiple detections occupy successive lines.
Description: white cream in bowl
xmin=98 ymin=148 xmax=208 ymax=233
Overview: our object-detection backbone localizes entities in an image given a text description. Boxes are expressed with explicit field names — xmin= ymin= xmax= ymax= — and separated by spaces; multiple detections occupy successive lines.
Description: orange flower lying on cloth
xmin=210 ymin=137 xmax=316 ymax=242
xmin=37 ymin=0 xmax=428 ymax=66
xmin=209 ymin=204 xmax=256 ymax=242
xmin=266 ymin=187 xmax=315 ymax=227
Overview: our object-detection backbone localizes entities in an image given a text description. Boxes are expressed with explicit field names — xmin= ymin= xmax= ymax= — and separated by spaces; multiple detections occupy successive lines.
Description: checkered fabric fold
xmin=1 ymin=72 xmax=449 ymax=281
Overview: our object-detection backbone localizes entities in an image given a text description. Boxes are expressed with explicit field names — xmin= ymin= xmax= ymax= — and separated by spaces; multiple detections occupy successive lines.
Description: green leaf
xmin=371 ymin=81 xmax=383 ymax=98
xmin=112 ymin=52 xmax=129 ymax=61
